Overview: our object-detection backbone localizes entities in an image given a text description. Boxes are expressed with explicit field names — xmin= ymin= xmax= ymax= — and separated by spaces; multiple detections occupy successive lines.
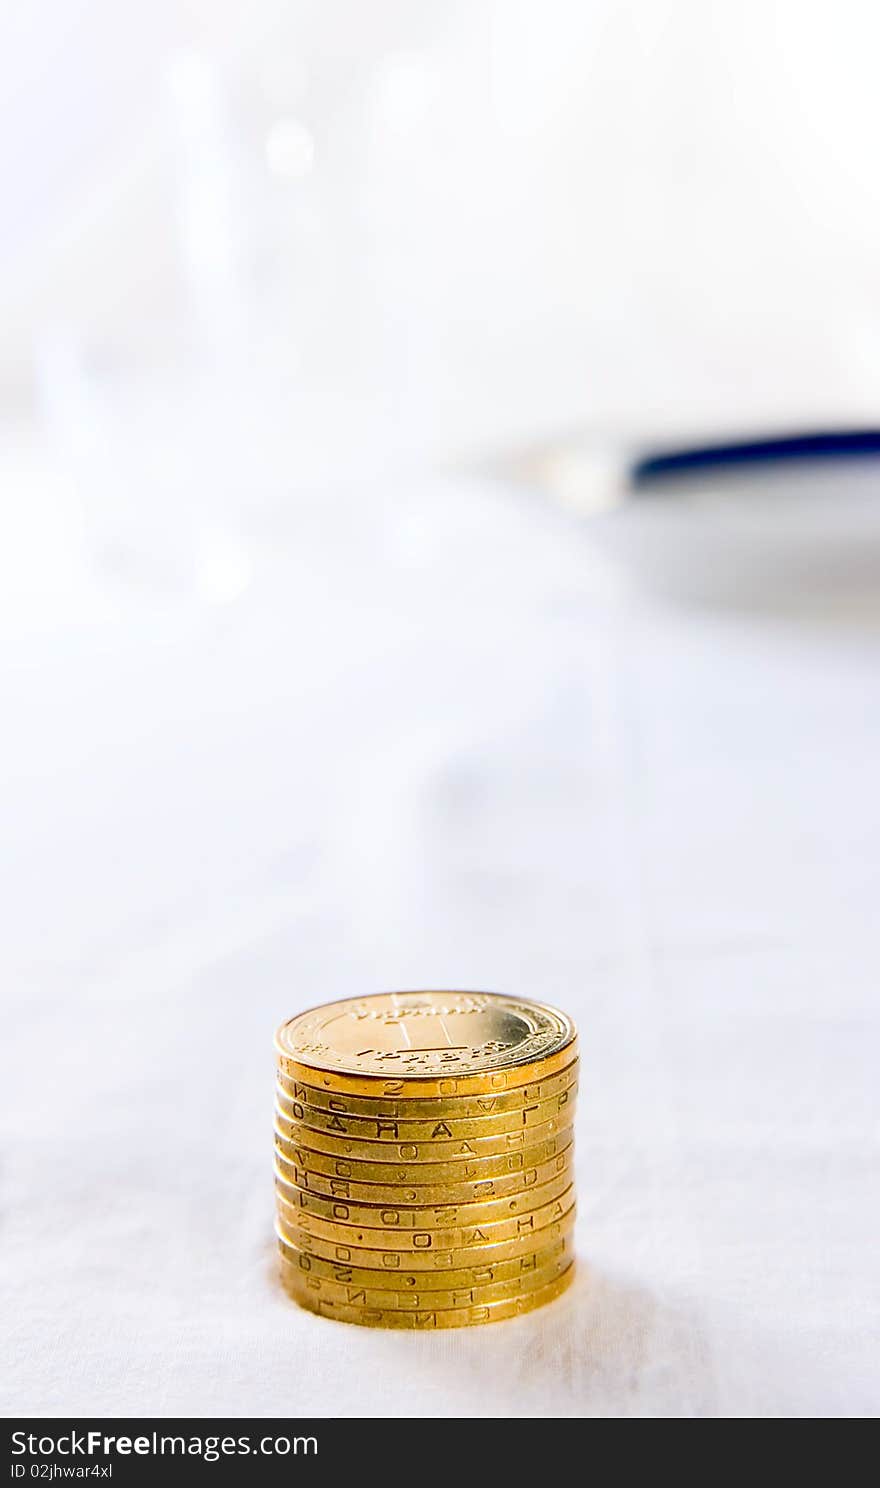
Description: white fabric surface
xmin=2 ymin=462 xmax=879 ymax=1418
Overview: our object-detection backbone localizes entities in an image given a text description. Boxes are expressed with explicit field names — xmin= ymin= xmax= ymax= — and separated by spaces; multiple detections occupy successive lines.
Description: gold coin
xmin=276 ymin=1202 xmax=576 ymax=1267
xmin=274 ymin=1141 xmax=574 ymax=1208
xmin=275 ymin=991 xmax=577 ymax=1097
xmin=273 ymin=1126 xmax=574 ymax=1187
xmin=275 ymin=1058 xmax=579 ymax=1120
xmin=275 ymin=1082 xmax=576 ymax=1142
xmin=282 ymin=1262 xmax=575 ymax=1327
xmin=274 ymin=1110 xmax=568 ymax=1165
xmin=276 ymin=1208 xmax=575 ymax=1270
xmin=275 ymin=1162 xmax=574 ymax=1231
xmin=277 ymin=1232 xmax=573 ymax=1291
xmin=280 ymin=1250 xmax=570 ymax=1311
xmin=276 ymin=1182 xmax=573 ymax=1251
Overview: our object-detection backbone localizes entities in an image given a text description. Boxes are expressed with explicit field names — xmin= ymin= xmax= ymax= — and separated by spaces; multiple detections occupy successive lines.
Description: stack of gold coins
xmin=273 ymin=991 xmax=578 ymax=1329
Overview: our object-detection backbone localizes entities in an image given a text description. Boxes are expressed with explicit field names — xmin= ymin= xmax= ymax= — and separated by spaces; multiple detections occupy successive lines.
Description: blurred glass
xmin=3 ymin=0 xmax=880 ymax=607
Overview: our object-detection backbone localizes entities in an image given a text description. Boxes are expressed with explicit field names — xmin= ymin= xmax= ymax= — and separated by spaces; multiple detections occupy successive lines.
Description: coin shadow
xmin=417 ymin=1262 xmax=720 ymax=1417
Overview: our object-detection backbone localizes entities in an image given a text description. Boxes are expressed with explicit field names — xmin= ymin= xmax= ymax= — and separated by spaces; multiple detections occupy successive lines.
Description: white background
xmin=2 ymin=451 xmax=879 ymax=1417
xmin=1 ymin=0 xmax=879 ymax=1418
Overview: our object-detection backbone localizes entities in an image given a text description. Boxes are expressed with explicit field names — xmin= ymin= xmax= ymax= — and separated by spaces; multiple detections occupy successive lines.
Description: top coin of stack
xmin=273 ymin=991 xmax=578 ymax=1328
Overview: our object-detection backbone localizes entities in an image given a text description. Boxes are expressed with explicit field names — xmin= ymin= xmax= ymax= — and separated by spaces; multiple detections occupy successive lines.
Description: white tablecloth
xmin=2 ymin=462 xmax=878 ymax=1418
